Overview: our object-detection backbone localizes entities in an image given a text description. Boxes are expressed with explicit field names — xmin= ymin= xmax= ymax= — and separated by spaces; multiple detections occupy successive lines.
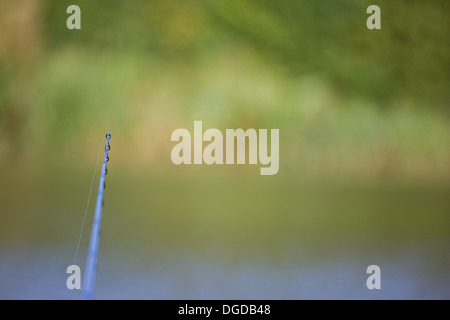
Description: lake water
xmin=1 ymin=244 xmax=449 ymax=299
xmin=0 ymin=167 xmax=449 ymax=299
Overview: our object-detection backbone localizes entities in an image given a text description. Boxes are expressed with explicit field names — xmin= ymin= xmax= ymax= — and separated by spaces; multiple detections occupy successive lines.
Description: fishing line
xmin=73 ymin=142 xmax=102 ymax=266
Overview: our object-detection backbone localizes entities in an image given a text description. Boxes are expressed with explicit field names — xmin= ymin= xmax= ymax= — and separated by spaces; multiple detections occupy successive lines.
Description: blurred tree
xmin=36 ymin=0 xmax=450 ymax=108
xmin=206 ymin=0 xmax=450 ymax=108
xmin=0 ymin=0 xmax=43 ymax=156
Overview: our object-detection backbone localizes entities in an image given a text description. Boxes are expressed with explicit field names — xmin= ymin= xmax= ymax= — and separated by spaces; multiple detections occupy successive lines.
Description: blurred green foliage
xmin=0 ymin=0 xmax=449 ymax=178
xmin=38 ymin=0 xmax=450 ymax=105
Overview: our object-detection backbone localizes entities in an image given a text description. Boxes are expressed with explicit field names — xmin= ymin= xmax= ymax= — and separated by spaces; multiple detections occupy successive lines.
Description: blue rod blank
xmin=82 ymin=132 xmax=111 ymax=300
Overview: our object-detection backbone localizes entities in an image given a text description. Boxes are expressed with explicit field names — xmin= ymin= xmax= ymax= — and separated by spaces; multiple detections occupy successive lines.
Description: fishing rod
xmin=82 ymin=132 xmax=111 ymax=300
